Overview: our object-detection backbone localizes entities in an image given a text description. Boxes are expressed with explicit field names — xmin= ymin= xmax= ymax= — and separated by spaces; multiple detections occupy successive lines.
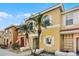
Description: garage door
xmin=63 ymin=34 xmax=73 ymax=52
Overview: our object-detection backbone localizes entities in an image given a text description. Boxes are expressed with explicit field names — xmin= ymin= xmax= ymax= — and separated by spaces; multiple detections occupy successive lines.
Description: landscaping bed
xmin=0 ymin=44 xmax=8 ymax=49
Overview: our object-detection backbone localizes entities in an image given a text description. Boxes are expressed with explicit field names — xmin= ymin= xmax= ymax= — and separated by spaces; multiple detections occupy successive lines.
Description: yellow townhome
xmin=24 ymin=4 xmax=64 ymax=52
xmin=24 ymin=4 xmax=79 ymax=54
xmin=39 ymin=4 xmax=63 ymax=52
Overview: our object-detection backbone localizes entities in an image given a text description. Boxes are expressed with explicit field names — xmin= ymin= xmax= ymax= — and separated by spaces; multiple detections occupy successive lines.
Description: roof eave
xmin=61 ymin=7 xmax=79 ymax=14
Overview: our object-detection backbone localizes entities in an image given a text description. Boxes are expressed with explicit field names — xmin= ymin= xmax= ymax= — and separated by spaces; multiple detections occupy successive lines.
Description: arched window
xmin=28 ymin=22 xmax=33 ymax=30
xmin=42 ymin=15 xmax=52 ymax=26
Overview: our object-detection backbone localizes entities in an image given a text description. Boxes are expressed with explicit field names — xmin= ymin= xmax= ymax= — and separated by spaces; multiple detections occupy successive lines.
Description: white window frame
xmin=44 ymin=36 xmax=55 ymax=47
xmin=66 ymin=13 xmax=73 ymax=25
xmin=42 ymin=15 xmax=53 ymax=27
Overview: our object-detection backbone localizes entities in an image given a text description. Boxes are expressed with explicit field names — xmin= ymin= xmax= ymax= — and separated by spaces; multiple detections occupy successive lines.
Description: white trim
xmin=43 ymin=35 xmax=55 ymax=47
xmin=46 ymin=24 xmax=60 ymax=28
xmin=33 ymin=4 xmax=63 ymax=17
xmin=62 ymin=7 xmax=79 ymax=14
xmin=29 ymin=34 xmax=38 ymax=36
xmin=41 ymin=24 xmax=60 ymax=30
xmin=40 ymin=4 xmax=64 ymax=15
xmin=25 ymin=20 xmax=35 ymax=24
xmin=24 ymin=4 xmax=64 ymax=22
xmin=18 ymin=33 xmax=26 ymax=35
xmin=34 ymin=24 xmax=60 ymax=30
xmin=60 ymin=30 xmax=79 ymax=34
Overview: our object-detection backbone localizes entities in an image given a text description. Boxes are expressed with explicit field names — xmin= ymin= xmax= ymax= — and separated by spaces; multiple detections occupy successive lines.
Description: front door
xmin=33 ymin=37 xmax=39 ymax=49
xmin=21 ymin=37 xmax=24 ymax=47
xmin=76 ymin=37 xmax=79 ymax=54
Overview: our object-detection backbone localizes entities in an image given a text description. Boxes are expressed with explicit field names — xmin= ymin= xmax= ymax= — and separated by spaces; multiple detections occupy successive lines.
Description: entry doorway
xmin=33 ymin=37 xmax=39 ymax=49
xmin=76 ymin=37 xmax=79 ymax=54
xmin=20 ymin=37 xmax=24 ymax=47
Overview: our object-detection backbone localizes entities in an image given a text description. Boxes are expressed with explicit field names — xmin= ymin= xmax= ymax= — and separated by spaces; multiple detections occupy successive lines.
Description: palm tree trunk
xmin=33 ymin=27 xmax=41 ymax=55
xmin=25 ymin=33 xmax=32 ymax=54
xmin=4 ymin=39 xmax=5 ymax=45
xmin=27 ymin=38 xmax=32 ymax=53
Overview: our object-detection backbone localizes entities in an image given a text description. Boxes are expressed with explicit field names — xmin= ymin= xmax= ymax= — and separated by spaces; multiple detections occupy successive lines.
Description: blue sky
xmin=0 ymin=3 xmax=79 ymax=30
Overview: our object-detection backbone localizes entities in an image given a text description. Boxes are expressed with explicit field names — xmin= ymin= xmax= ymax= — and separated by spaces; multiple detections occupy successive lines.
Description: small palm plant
xmin=31 ymin=14 xmax=46 ymax=55
xmin=19 ymin=23 xmax=35 ymax=52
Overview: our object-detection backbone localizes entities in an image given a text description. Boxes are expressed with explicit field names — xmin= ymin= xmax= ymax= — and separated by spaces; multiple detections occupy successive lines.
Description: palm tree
xmin=19 ymin=24 xmax=35 ymax=52
xmin=31 ymin=14 xmax=46 ymax=55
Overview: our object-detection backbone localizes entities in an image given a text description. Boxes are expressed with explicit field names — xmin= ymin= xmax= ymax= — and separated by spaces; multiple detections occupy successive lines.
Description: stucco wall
xmin=39 ymin=8 xmax=62 ymax=52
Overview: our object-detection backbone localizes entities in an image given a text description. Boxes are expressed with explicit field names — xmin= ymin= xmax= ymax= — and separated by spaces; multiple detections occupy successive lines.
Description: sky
xmin=0 ymin=3 xmax=79 ymax=30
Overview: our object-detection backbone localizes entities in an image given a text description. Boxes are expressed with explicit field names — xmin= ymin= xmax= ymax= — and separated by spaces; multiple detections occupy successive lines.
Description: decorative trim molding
xmin=29 ymin=34 xmax=38 ymax=37
xmin=46 ymin=24 xmax=60 ymax=28
xmin=62 ymin=7 xmax=79 ymax=14
xmin=43 ymin=35 xmax=55 ymax=47
xmin=60 ymin=30 xmax=79 ymax=34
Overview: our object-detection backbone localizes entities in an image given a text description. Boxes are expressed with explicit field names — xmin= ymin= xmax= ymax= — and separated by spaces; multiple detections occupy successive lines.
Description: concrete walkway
xmin=0 ymin=48 xmax=31 ymax=56
xmin=0 ymin=48 xmax=17 ymax=56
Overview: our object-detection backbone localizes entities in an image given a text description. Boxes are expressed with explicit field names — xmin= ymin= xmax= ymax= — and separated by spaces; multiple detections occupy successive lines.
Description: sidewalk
xmin=7 ymin=48 xmax=31 ymax=56
xmin=0 ymin=48 xmax=31 ymax=56
xmin=55 ymin=51 xmax=76 ymax=56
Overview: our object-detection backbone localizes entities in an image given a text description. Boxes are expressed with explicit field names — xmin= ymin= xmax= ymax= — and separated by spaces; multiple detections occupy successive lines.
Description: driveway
xmin=0 ymin=48 xmax=31 ymax=56
xmin=0 ymin=48 xmax=17 ymax=56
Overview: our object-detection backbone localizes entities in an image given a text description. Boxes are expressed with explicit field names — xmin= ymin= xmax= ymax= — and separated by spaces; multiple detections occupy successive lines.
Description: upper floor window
xmin=42 ymin=15 xmax=52 ymax=26
xmin=18 ymin=29 xmax=24 ymax=33
xmin=28 ymin=22 xmax=33 ymax=30
xmin=5 ymin=30 xmax=10 ymax=36
xmin=66 ymin=13 xmax=73 ymax=25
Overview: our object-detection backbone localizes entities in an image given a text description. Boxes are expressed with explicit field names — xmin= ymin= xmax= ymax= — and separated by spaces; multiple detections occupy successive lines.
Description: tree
xmin=19 ymin=24 xmax=35 ymax=52
xmin=31 ymin=14 xmax=46 ymax=55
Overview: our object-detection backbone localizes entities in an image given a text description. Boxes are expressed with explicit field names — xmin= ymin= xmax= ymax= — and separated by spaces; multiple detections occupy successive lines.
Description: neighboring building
xmin=17 ymin=18 xmax=38 ymax=51
xmin=16 ymin=26 xmax=30 ymax=50
xmin=24 ymin=4 xmax=79 ymax=54
xmin=4 ymin=25 xmax=18 ymax=47
xmin=60 ymin=7 xmax=79 ymax=53
xmin=25 ymin=19 xmax=38 ymax=49
xmin=0 ymin=30 xmax=4 ymax=45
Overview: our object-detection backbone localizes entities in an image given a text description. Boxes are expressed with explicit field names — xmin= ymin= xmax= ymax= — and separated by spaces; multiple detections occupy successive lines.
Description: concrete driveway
xmin=0 ymin=48 xmax=17 ymax=56
xmin=0 ymin=48 xmax=31 ymax=56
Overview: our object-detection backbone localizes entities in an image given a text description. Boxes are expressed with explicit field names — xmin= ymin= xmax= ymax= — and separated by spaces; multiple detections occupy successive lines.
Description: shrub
xmin=12 ymin=43 xmax=20 ymax=50
xmin=0 ymin=44 xmax=8 ymax=49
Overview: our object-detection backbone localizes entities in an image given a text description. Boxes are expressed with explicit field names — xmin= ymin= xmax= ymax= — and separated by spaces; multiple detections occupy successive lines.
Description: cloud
xmin=16 ymin=13 xmax=32 ymax=19
xmin=0 ymin=12 xmax=34 ymax=22
xmin=0 ymin=18 xmax=3 ymax=21
xmin=23 ymin=13 xmax=31 ymax=17
xmin=0 ymin=12 xmax=13 ymax=22
xmin=0 ymin=12 xmax=13 ymax=18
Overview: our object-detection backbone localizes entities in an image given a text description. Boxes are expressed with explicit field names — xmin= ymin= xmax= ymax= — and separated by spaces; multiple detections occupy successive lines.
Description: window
xmin=66 ymin=19 xmax=73 ymax=25
xmin=66 ymin=13 xmax=73 ymax=25
xmin=44 ymin=36 xmax=55 ymax=46
xmin=42 ymin=15 xmax=52 ymax=26
xmin=18 ymin=29 xmax=24 ymax=33
xmin=46 ymin=38 xmax=51 ymax=44
xmin=28 ymin=22 xmax=33 ymax=30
